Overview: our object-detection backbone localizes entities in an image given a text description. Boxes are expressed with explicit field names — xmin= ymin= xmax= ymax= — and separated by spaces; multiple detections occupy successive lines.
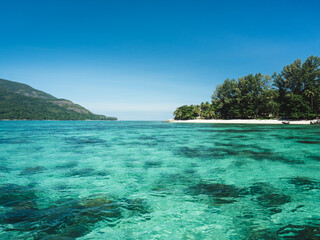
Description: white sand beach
xmin=168 ymin=119 xmax=316 ymax=125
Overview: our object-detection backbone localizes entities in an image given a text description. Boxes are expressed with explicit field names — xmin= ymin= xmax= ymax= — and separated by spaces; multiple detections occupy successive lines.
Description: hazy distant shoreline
xmin=168 ymin=119 xmax=316 ymax=125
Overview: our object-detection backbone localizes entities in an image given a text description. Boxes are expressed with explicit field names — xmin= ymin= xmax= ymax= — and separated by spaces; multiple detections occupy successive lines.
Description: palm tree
xmin=174 ymin=108 xmax=183 ymax=120
xmin=193 ymin=105 xmax=201 ymax=119
xmin=304 ymin=89 xmax=315 ymax=111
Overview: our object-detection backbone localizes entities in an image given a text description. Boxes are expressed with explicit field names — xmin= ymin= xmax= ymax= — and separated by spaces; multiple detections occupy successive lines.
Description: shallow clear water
xmin=0 ymin=121 xmax=320 ymax=239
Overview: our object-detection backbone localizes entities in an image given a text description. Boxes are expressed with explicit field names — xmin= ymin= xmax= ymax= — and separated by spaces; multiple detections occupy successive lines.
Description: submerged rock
xmin=297 ymin=140 xmax=320 ymax=144
xmin=66 ymin=167 xmax=110 ymax=178
xmin=67 ymin=167 xmax=96 ymax=177
xmin=245 ymin=227 xmax=278 ymax=240
xmin=78 ymin=196 xmax=113 ymax=207
xmin=41 ymin=236 xmax=74 ymax=240
xmin=32 ymin=196 xmax=122 ymax=239
xmin=244 ymin=182 xmax=276 ymax=196
xmin=189 ymin=182 xmax=241 ymax=198
xmin=0 ymin=184 xmax=40 ymax=232
xmin=256 ymin=193 xmax=291 ymax=208
xmin=216 ymin=129 xmax=266 ymax=133
xmin=55 ymin=161 xmax=78 ymax=169
xmin=65 ymin=136 xmax=107 ymax=145
xmin=20 ymin=166 xmax=46 ymax=175
xmin=2 ymin=207 xmax=41 ymax=225
xmin=187 ymin=182 xmax=242 ymax=204
xmin=277 ymin=224 xmax=320 ymax=239
xmin=138 ymin=136 xmax=157 ymax=140
xmin=95 ymin=170 xmax=110 ymax=176
xmin=238 ymin=150 xmax=302 ymax=164
xmin=243 ymin=183 xmax=292 ymax=214
xmin=1 ymin=193 xmax=150 ymax=239
xmin=122 ymin=198 xmax=150 ymax=216
xmin=174 ymin=146 xmax=233 ymax=159
xmin=288 ymin=177 xmax=320 ymax=190
xmin=38 ymin=234 xmax=74 ymax=240
xmin=184 ymin=169 xmax=197 ymax=174
xmin=0 ymin=184 xmax=37 ymax=208
xmin=175 ymin=147 xmax=204 ymax=158
xmin=0 ymin=165 xmax=10 ymax=172
xmin=144 ymin=160 xmax=162 ymax=169
xmin=308 ymin=155 xmax=320 ymax=161
xmin=156 ymin=173 xmax=195 ymax=187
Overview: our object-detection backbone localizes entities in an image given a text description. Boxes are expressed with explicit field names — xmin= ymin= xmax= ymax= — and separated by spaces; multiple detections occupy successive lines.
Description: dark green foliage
xmin=174 ymin=56 xmax=320 ymax=120
xmin=212 ymin=78 xmax=239 ymax=119
xmin=211 ymin=73 xmax=281 ymax=119
xmin=200 ymin=102 xmax=215 ymax=119
xmin=274 ymin=56 xmax=320 ymax=119
xmin=0 ymin=78 xmax=56 ymax=100
xmin=0 ymin=78 xmax=117 ymax=120
xmin=174 ymin=102 xmax=215 ymax=120
xmin=174 ymin=105 xmax=200 ymax=120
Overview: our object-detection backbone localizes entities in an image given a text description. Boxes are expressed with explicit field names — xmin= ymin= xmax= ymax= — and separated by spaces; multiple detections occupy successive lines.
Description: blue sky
xmin=1 ymin=0 xmax=320 ymax=120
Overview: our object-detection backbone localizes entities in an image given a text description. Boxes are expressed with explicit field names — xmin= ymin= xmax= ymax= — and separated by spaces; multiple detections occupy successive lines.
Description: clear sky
xmin=1 ymin=0 xmax=320 ymax=120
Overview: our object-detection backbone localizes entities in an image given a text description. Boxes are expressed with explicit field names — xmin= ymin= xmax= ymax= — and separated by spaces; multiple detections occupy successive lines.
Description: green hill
xmin=0 ymin=78 xmax=117 ymax=120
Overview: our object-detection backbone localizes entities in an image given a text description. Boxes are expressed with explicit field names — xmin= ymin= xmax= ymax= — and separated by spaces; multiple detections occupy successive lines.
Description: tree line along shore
xmin=173 ymin=56 xmax=320 ymax=121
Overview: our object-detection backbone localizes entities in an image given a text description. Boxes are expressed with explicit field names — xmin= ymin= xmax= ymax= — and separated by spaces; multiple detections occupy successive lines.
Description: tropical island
xmin=0 ymin=78 xmax=117 ymax=120
xmin=172 ymin=56 xmax=320 ymax=124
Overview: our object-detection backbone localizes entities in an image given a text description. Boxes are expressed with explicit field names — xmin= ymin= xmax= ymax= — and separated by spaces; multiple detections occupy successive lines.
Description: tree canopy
xmin=174 ymin=56 xmax=320 ymax=120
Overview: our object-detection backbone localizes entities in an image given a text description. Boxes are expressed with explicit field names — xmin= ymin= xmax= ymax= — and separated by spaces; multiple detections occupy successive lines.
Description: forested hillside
xmin=0 ymin=79 xmax=117 ymax=120
xmin=174 ymin=56 xmax=320 ymax=120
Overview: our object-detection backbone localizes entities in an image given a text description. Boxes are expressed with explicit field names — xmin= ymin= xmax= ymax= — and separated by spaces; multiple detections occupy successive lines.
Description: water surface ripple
xmin=0 ymin=121 xmax=320 ymax=239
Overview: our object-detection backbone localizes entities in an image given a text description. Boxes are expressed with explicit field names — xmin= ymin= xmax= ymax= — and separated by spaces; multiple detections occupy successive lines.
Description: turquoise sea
xmin=0 ymin=121 xmax=320 ymax=239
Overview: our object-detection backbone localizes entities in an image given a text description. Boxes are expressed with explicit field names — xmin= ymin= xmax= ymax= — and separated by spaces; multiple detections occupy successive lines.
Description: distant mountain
xmin=0 ymin=78 xmax=117 ymax=120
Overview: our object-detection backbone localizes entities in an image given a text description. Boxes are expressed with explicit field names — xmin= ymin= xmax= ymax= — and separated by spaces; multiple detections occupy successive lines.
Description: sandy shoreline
xmin=168 ymin=119 xmax=316 ymax=125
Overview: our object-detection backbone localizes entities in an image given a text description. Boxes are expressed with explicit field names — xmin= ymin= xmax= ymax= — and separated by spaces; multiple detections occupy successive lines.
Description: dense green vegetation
xmin=0 ymin=79 xmax=117 ymax=120
xmin=174 ymin=56 xmax=320 ymax=120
